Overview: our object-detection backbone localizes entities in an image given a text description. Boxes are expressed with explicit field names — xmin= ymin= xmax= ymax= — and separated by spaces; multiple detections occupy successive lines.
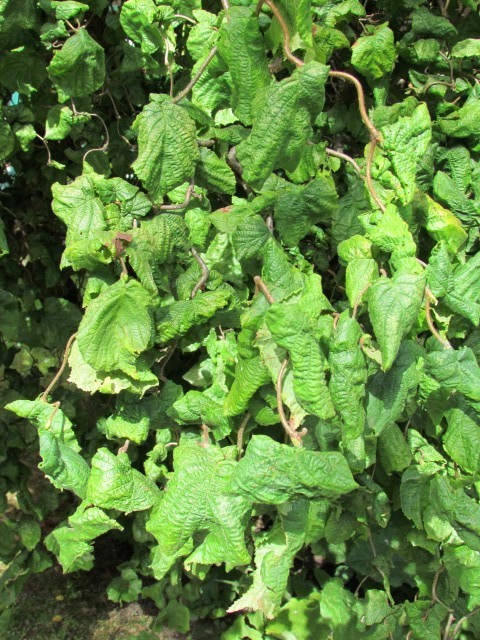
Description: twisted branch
xmin=425 ymin=287 xmax=452 ymax=349
xmin=172 ymin=46 xmax=218 ymax=104
xmin=326 ymin=148 xmax=364 ymax=181
xmin=253 ymin=275 xmax=307 ymax=445
xmin=190 ymin=248 xmax=209 ymax=298
xmin=41 ymin=333 xmax=77 ymax=402
xmin=277 ymin=358 xmax=307 ymax=447
xmin=158 ymin=179 xmax=198 ymax=211
xmin=254 ymin=276 xmax=275 ymax=304
xmin=255 ymin=1 xmax=386 ymax=212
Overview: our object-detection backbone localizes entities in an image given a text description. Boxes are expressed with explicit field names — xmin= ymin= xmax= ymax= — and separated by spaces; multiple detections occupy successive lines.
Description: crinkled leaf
xmin=156 ymin=290 xmax=231 ymax=344
xmin=77 ymin=278 xmax=154 ymax=377
xmin=46 ymin=502 xmax=122 ymax=572
xmin=366 ymin=341 xmax=421 ymax=435
xmin=6 ymin=398 xmax=80 ymax=450
xmin=231 ymin=435 xmax=357 ymax=504
xmin=237 ymin=62 xmax=329 ymax=189
xmin=380 ymin=104 xmax=432 ymax=205
xmin=132 ymin=96 xmax=200 ymax=201
xmin=86 ymin=448 xmax=160 ymax=513
xmin=266 ymin=303 xmax=335 ymax=419
xmin=224 ymin=356 xmax=270 ymax=417
xmin=120 ymin=0 xmax=163 ymax=54
xmin=274 ymin=177 xmax=338 ymax=246
xmin=443 ymin=398 xmax=480 ymax=474
xmin=228 ymin=500 xmax=311 ymax=617
xmin=147 ymin=443 xmax=251 ymax=578
xmin=351 ymin=24 xmax=395 ymax=79
xmin=217 ymin=6 xmax=271 ymax=126
xmin=37 ymin=428 xmax=91 ymax=498
xmin=48 ymin=28 xmax=105 ymax=99
xmin=194 ymin=148 xmax=236 ymax=195
xmin=368 ymin=268 xmax=425 ymax=371
xmin=329 ymin=312 xmax=367 ymax=441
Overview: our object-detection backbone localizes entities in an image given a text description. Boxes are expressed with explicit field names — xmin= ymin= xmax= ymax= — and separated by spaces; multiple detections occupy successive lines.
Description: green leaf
xmin=132 ymin=96 xmax=200 ymax=201
xmin=107 ymin=566 xmax=142 ymax=604
xmin=77 ymin=278 xmax=154 ymax=378
xmin=329 ymin=312 xmax=367 ymax=441
xmin=232 ymin=215 xmax=271 ymax=261
xmin=86 ymin=448 xmax=160 ymax=513
xmin=52 ymin=174 xmax=106 ymax=243
xmin=231 ymin=435 xmax=357 ymax=504
xmin=0 ymin=0 xmax=37 ymax=50
xmin=380 ymin=104 xmax=432 ymax=205
xmin=228 ymin=500 xmax=311 ymax=617
xmin=156 ymin=290 xmax=231 ymax=344
xmin=351 ymin=24 xmax=395 ymax=79
xmin=0 ymin=50 xmax=47 ymax=96
xmin=266 ymin=303 xmax=335 ymax=419
xmin=186 ymin=10 xmax=218 ymax=61
xmin=237 ymin=62 xmax=329 ymax=188
xmin=48 ymin=28 xmax=105 ymax=99
xmin=445 ymin=252 xmax=480 ymax=326
xmin=437 ymin=95 xmax=480 ymax=139
xmin=224 ymin=356 xmax=270 ymax=417
xmin=451 ymin=39 xmax=480 ymax=59
xmin=411 ymin=7 xmax=457 ymax=39
xmin=378 ymin=423 xmax=412 ymax=474
xmin=6 ymin=398 xmax=80 ymax=450
xmin=367 ymin=268 xmax=425 ymax=370
xmin=425 ymin=347 xmax=480 ymax=402
xmin=170 ymin=388 xmax=232 ymax=439
xmin=194 ymin=148 xmax=236 ymax=195
xmin=105 ymin=402 xmax=151 ymax=445
xmin=147 ymin=442 xmax=251 ymax=578
xmin=126 ymin=214 xmax=189 ymax=294
xmin=120 ymin=0 xmax=163 ymax=54
xmin=217 ymin=7 xmax=271 ymax=126
xmin=46 ymin=502 xmax=122 ymax=572
xmin=443 ymin=398 xmax=480 ymax=474
xmin=68 ymin=340 xmax=158 ymax=395
xmin=54 ymin=1 xmax=89 ymax=20
xmin=260 ymin=238 xmax=305 ymax=302
xmin=420 ymin=194 xmax=467 ymax=254
xmin=274 ymin=177 xmax=338 ymax=246
xmin=37 ymin=427 xmax=91 ymax=498
xmin=366 ymin=341 xmax=421 ymax=435
xmin=361 ymin=205 xmax=416 ymax=260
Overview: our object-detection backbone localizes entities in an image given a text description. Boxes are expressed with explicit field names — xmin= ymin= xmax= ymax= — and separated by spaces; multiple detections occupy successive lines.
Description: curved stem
xmin=328 ymin=70 xmax=380 ymax=140
xmin=276 ymin=358 xmax=305 ymax=446
xmin=264 ymin=0 xmax=304 ymax=68
xmin=172 ymin=46 xmax=218 ymax=104
xmin=118 ymin=439 xmax=130 ymax=455
xmin=425 ymin=287 xmax=452 ymax=349
xmin=254 ymin=276 xmax=275 ymax=304
xmin=159 ymin=179 xmax=197 ymax=210
xmin=326 ymin=147 xmax=364 ymax=181
xmin=36 ymin=134 xmax=52 ymax=165
xmin=449 ymin=606 xmax=480 ymax=639
xmin=352 ymin=283 xmax=372 ymax=319
xmin=190 ymin=248 xmax=209 ymax=298
xmin=41 ymin=333 xmax=77 ymax=402
xmin=236 ymin=412 xmax=250 ymax=459
xmin=365 ymin=138 xmax=386 ymax=212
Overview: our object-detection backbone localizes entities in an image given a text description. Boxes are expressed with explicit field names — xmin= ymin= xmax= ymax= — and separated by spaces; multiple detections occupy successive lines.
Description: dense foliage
xmin=1 ymin=0 xmax=480 ymax=637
